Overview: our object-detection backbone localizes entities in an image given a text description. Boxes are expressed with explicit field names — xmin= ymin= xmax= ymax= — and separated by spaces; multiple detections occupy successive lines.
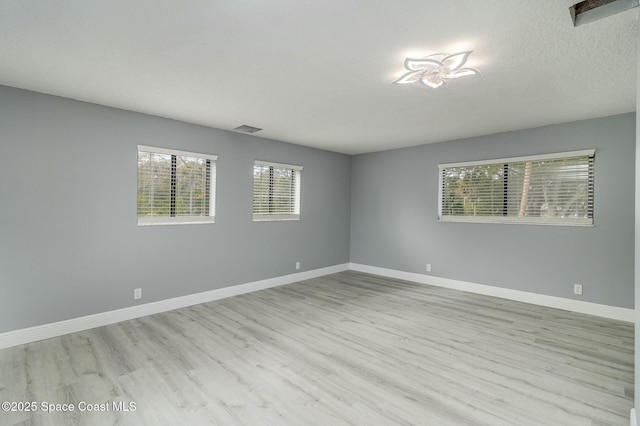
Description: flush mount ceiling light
xmin=393 ymin=51 xmax=479 ymax=89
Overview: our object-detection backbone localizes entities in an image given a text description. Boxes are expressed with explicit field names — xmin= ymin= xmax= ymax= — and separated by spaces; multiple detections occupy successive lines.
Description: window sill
xmin=253 ymin=214 xmax=300 ymax=222
xmin=137 ymin=217 xmax=216 ymax=226
xmin=438 ymin=216 xmax=593 ymax=227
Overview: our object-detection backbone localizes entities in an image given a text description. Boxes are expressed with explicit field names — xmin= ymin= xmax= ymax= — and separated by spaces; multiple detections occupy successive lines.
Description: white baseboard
xmin=0 ymin=262 xmax=633 ymax=350
xmin=0 ymin=263 xmax=349 ymax=350
xmin=349 ymin=263 xmax=634 ymax=323
xmin=632 ymin=408 xmax=637 ymax=426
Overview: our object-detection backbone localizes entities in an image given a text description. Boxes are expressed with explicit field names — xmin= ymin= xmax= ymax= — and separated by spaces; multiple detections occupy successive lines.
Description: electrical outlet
xmin=134 ymin=288 xmax=142 ymax=300
xmin=573 ymin=284 xmax=583 ymax=295
xmin=426 ymin=264 xmax=432 ymax=272
xmin=295 ymin=261 xmax=301 ymax=270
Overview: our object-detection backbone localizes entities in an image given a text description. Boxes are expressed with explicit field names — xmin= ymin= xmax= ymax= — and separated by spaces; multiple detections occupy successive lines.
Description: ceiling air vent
xmin=233 ymin=124 xmax=262 ymax=134
xmin=570 ymin=0 xmax=639 ymax=26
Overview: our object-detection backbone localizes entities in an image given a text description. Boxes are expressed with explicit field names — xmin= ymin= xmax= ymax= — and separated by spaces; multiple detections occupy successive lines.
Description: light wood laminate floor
xmin=0 ymin=271 xmax=634 ymax=425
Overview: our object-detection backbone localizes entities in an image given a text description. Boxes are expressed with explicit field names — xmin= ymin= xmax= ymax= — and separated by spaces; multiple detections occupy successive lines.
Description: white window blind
xmin=438 ymin=150 xmax=595 ymax=226
xmin=137 ymin=145 xmax=217 ymax=226
xmin=253 ymin=160 xmax=302 ymax=221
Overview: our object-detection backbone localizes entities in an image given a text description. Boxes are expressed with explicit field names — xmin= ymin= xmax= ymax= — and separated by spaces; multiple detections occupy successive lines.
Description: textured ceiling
xmin=0 ymin=1 xmax=637 ymax=154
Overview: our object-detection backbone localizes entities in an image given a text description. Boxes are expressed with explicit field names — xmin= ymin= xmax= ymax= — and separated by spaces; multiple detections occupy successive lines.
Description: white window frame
xmin=137 ymin=145 xmax=217 ymax=226
xmin=438 ymin=149 xmax=595 ymax=226
xmin=253 ymin=160 xmax=302 ymax=222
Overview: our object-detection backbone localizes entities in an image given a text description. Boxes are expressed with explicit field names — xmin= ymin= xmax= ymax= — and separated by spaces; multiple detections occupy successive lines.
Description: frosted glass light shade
xmin=393 ymin=51 xmax=479 ymax=88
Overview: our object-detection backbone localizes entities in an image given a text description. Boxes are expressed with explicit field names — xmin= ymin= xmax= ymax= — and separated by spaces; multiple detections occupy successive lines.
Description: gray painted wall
xmin=351 ymin=113 xmax=635 ymax=309
xmin=0 ymin=83 xmax=634 ymax=338
xmin=0 ymin=85 xmax=351 ymax=333
xmin=634 ymin=24 xmax=639 ymax=425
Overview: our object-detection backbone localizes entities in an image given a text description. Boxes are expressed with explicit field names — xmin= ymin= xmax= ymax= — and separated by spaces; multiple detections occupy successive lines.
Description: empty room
xmin=0 ymin=1 xmax=639 ymax=425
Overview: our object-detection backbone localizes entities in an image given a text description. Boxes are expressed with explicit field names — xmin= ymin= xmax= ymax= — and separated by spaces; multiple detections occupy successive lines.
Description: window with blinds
xmin=137 ymin=145 xmax=217 ymax=226
xmin=438 ymin=150 xmax=595 ymax=226
xmin=253 ymin=160 xmax=302 ymax=221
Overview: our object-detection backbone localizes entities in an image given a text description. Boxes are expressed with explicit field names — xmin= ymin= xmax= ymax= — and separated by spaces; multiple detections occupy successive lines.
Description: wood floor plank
xmin=0 ymin=271 xmax=634 ymax=425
